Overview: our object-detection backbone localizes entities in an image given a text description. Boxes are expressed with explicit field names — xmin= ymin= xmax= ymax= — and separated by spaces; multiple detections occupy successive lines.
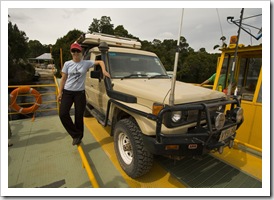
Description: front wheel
xmin=114 ymin=118 xmax=153 ymax=178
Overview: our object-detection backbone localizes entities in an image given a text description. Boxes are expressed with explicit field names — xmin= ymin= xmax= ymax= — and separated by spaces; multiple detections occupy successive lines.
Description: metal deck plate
xmin=155 ymin=154 xmax=262 ymax=188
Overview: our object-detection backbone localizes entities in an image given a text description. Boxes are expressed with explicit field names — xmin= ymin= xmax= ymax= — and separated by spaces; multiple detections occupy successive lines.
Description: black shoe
xmin=72 ymin=137 xmax=81 ymax=146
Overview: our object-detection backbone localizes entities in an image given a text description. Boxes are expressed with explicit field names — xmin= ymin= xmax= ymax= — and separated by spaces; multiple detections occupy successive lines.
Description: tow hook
xmin=228 ymin=139 xmax=234 ymax=148
xmin=218 ymin=146 xmax=224 ymax=154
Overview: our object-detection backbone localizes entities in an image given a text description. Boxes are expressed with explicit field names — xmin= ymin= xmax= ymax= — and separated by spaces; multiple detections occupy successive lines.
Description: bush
xmin=8 ymin=63 xmax=35 ymax=85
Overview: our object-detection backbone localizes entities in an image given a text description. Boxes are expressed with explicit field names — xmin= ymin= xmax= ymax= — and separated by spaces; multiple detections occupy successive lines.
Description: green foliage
xmin=114 ymin=25 xmax=129 ymax=37
xmin=100 ymin=16 xmax=114 ymax=34
xmin=8 ymin=62 xmax=35 ymax=85
xmin=27 ymin=40 xmax=49 ymax=58
xmin=88 ymin=16 xmax=114 ymax=35
xmin=178 ymin=51 xmax=219 ymax=83
xmin=141 ymin=37 xmax=189 ymax=72
xmin=8 ymin=21 xmax=37 ymax=85
xmin=8 ymin=21 xmax=29 ymax=63
xmin=88 ymin=18 xmax=100 ymax=33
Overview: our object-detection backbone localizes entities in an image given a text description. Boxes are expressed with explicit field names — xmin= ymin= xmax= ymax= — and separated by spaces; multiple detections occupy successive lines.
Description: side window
xmin=238 ymin=58 xmax=262 ymax=101
xmin=217 ymin=56 xmax=235 ymax=92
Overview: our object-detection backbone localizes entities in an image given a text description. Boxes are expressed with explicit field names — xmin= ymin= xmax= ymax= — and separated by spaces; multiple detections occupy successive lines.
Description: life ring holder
xmin=9 ymin=86 xmax=42 ymax=114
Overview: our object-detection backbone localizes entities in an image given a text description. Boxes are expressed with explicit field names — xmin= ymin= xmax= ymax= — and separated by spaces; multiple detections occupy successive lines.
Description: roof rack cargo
xmin=76 ymin=32 xmax=141 ymax=49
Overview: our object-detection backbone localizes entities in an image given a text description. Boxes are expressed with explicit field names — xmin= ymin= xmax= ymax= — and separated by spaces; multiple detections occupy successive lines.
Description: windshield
xmin=108 ymin=52 xmax=169 ymax=79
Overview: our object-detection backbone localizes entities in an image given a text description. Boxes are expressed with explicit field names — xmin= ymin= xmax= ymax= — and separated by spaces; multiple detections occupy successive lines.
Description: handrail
xmin=53 ymin=76 xmax=60 ymax=113
xmin=234 ymin=139 xmax=262 ymax=154
xmin=8 ymin=76 xmax=100 ymax=188
xmin=8 ymin=78 xmax=59 ymax=115
xmin=77 ymin=145 xmax=99 ymax=188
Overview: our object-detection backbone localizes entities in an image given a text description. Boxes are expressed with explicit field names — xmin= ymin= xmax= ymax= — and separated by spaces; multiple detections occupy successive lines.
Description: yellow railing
xmin=8 ymin=76 xmax=60 ymax=116
xmin=77 ymin=145 xmax=99 ymax=188
xmin=54 ymin=76 xmax=60 ymax=113
xmin=8 ymin=75 xmax=100 ymax=187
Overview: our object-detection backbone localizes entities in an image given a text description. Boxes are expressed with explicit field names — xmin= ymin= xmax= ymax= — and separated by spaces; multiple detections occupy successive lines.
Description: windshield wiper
xmin=121 ymin=73 xmax=148 ymax=79
xmin=149 ymin=74 xmax=169 ymax=79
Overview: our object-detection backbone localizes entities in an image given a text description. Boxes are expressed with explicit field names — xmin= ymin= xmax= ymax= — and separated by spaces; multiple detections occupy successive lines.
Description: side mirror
xmin=90 ymin=70 xmax=102 ymax=82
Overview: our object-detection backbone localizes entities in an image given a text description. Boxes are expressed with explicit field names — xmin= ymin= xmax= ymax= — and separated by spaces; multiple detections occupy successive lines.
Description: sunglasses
xmin=71 ymin=49 xmax=81 ymax=53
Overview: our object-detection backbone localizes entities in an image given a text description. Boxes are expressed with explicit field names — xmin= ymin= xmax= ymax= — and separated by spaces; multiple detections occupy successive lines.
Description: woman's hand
xmin=95 ymin=60 xmax=111 ymax=78
xmin=57 ymin=93 xmax=62 ymax=103
xmin=103 ymin=70 xmax=110 ymax=78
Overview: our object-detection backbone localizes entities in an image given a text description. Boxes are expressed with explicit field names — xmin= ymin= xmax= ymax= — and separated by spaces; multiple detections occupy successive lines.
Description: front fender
xmin=109 ymin=101 xmax=189 ymax=136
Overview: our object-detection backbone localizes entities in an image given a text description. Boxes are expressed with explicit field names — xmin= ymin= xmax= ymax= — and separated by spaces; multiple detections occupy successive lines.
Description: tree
xmin=100 ymin=16 xmax=114 ymax=34
xmin=199 ymin=47 xmax=206 ymax=53
xmin=8 ymin=21 xmax=29 ymax=63
xmin=88 ymin=18 xmax=100 ymax=33
xmin=28 ymin=40 xmax=48 ymax=58
xmin=152 ymin=39 xmax=161 ymax=46
xmin=178 ymin=51 xmax=219 ymax=83
xmin=114 ymin=25 xmax=129 ymax=37
xmin=178 ymin=36 xmax=189 ymax=52
xmin=8 ymin=20 xmax=36 ymax=85
xmin=88 ymin=16 xmax=114 ymax=35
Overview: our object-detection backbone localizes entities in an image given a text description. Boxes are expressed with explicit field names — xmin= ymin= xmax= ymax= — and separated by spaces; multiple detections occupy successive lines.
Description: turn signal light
xmin=152 ymin=103 xmax=164 ymax=115
xmin=165 ymin=145 xmax=179 ymax=150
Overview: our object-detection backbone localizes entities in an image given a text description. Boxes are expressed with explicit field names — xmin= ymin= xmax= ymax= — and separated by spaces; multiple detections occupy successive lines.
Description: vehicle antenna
xmin=169 ymin=8 xmax=184 ymax=106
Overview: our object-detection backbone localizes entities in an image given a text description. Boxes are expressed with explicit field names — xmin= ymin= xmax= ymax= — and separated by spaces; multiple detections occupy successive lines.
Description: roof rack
xmin=76 ymin=32 xmax=141 ymax=49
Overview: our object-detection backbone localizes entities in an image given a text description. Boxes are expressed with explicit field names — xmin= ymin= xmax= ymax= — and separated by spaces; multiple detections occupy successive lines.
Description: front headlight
xmin=232 ymin=107 xmax=244 ymax=123
xmin=171 ymin=111 xmax=182 ymax=123
xmin=214 ymin=112 xmax=225 ymax=130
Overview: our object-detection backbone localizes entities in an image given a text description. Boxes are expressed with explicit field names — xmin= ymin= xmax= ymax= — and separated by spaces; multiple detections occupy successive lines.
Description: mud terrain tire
xmin=114 ymin=118 xmax=153 ymax=178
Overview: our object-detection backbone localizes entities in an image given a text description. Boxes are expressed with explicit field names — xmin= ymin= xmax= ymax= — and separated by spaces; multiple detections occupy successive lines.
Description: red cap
xmin=70 ymin=43 xmax=82 ymax=51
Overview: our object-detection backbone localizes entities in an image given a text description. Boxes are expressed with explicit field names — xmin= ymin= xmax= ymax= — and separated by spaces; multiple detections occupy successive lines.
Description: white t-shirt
xmin=62 ymin=60 xmax=95 ymax=91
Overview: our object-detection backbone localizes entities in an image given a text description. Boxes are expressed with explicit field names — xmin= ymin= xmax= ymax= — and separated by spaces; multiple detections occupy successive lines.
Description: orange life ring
xmin=9 ymin=86 xmax=42 ymax=114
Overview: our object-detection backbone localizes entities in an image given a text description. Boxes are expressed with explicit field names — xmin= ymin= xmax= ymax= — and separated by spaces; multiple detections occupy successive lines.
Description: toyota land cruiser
xmin=77 ymin=32 xmax=244 ymax=178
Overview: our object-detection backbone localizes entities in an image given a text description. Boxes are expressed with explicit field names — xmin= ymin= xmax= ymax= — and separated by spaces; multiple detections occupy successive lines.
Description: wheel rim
xmin=118 ymin=131 xmax=133 ymax=165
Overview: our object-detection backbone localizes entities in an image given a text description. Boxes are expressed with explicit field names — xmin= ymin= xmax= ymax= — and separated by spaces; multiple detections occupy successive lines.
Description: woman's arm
xmin=199 ymin=79 xmax=209 ymax=86
xmin=57 ymin=72 xmax=67 ymax=102
xmin=94 ymin=60 xmax=110 ymax=78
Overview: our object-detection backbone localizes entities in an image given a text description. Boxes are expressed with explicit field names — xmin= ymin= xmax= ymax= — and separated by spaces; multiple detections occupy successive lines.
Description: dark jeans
xmin=59 ymin=89 xmax=86 ymax=139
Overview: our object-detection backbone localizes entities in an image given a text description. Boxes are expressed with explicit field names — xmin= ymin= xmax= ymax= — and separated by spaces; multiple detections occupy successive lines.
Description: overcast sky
xmin=4 ymin=1 xmax=267 ymax=53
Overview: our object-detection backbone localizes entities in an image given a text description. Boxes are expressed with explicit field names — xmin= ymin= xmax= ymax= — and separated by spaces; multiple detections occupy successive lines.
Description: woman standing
xmin=57 ymin=42 xmax=110 ymax=146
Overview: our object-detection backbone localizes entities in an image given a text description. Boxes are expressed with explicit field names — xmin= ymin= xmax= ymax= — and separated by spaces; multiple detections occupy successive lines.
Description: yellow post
xmin=60 ymin=48 xmax=63 ymax=70
xmin=54 ymin=76 xmax=60 ymax=113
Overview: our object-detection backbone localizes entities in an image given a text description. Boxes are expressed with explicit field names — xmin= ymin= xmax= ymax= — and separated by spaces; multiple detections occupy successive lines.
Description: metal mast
xmin=227 ymin=8 xmax=244 ymax=96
